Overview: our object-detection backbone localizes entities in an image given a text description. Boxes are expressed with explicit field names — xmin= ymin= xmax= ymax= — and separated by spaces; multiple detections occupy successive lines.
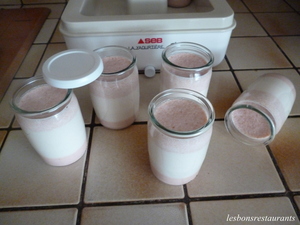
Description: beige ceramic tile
xmin=269 ymin=118 xmax=300 ymax=192
xmin=85 ymin=125 xmax=184 ymax=203
xmin=73 ymin=85 xmax=94 ymax=124
xmin=232 ymin=13 xmax=267 ymax=37
xmin=22 ymin=0 xmax=65 ymax=4
xmin=274 ymin=37 xmax=300 ymax=67
xmin=0 ymin=0 xmax=21 ymax=4
xmin=226 ymin=37 xmax=292 ymax=69
xmin=34 ymin=19 xmax=59 ymax=44
xmin=255 ymin=13 xmax=300 ymax=36
xmin=187 ymin=121 xmax=285 ymax=197
xmin=136 ymin=74 xmax=161 ymax=122
xmin=243 ymin=0 xmax=293 ymax=12
xmin=24 ymin=3 xmax=66 ymax=19
xmin=286 ymin=0 xmax=300 ymax=11
xmin=0 ymin=208 xmax=77 ymax=225
xmin=227 ymin=0 xmax=249 ymax=13
xmin=15 ymin=44 xmax=46 ymax=78
xmin=295 ymin=196 xmax=300 ymax=211
xmin=0 ymin=130 xmax=7 ymax=146
xmin=190 ymin=197 xmax=300 ymax=225
xmin=213 ymin=58 xmax=229 ymax=70
xmin=51 ymin=23 xmax=65 ymax=43
xmin=81 ymin=203 xmax=188 ymax=225
xmin=234 ymin=69 xmax=300 ymax=115
xmin=207 ymin=71 xmax=241 ymax=119
xmin=0 ymin=5 xmax=21 ymax=8
xmin=0 ymin=79 xmax=25 ymax=128
xmin=0 ymin=130 xmax=87 ymax=207
xmin=35 ymin=43 xmax=67 ymax=75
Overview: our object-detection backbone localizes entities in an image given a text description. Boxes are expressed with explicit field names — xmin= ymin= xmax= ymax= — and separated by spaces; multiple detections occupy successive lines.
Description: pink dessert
xmin=154 ymin=98 xmax=207 ymax=132
xmin=231 ymin=108 xmax=271 ymax=139
xmin=16 ymin=84 xmax=87 ymax=166
xmin=168 ymin=52 xmax=208 ymax=68
xmin=89 ymin=56 xmax=139 ymax=129
xmin=160 ymin=52 xmax=212 ymax=96
xmin=102 ymin=56 xmax=131 ymax=73
xmin=18 ymin=85 xmax=67 ymax=111
xmin=148 ymin=98 xmax=213 ymax=185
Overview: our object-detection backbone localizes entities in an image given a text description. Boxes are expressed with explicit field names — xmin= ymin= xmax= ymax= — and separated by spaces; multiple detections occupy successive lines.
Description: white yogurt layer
xmin=16 ymin=86 xmax=87 ymax=166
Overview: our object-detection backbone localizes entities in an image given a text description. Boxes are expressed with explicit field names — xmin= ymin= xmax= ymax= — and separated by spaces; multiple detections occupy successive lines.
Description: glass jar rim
xmin=162 ymin=42 xmax=214 ymax=70
xmin=224 ymin=104 xmax=276 ymax=146
xmin=11 ymin=77 xmax=72 ymax=117
xmin=94 ymin=45 xmax=137 ymax=76
xmin=148 ymin=88 xmax=215 ymax=137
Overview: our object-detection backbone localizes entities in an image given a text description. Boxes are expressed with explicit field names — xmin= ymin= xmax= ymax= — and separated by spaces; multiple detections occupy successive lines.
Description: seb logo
xmin=138 ymin=38 xmax=163 ymax=44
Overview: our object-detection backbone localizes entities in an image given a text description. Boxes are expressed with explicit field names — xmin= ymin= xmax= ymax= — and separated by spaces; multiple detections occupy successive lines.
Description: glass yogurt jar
xmin=89 ymin=46 xmax=140 ymax=129
xmin=11 ymin=49 xmax=103 ymax=166
xmin=160 ymin=42 xmax=214 ymax=97
xmin=11 ymin=77 xmax=87 ymax=166
xmin=148 ymin=88 xmax=215 ymax=185
xmin=225 ymin=73 xmax=296 ymax=145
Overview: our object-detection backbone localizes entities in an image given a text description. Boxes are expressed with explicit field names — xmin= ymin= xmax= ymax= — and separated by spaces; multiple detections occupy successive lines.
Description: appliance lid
xmin=60 ymin=0 xmax=235 ymax=35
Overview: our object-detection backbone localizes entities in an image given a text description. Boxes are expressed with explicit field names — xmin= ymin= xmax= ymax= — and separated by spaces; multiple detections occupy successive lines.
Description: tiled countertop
xmin=0 ymin=0 xmax=300 ymax=224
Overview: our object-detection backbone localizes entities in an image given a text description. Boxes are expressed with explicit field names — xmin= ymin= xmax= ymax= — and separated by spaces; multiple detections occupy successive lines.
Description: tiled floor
xmin=0 ymin=0 xmax=300 ymax=224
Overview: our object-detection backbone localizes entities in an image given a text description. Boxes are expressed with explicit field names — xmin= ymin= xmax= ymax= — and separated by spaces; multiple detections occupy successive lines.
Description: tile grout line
xmin=266 ymin=145 xmax=300 ymax=220
xmin=183 ymin=184 xmax=193 ymax=225
xmin=76 ymin=109 xmax=98 ymax=225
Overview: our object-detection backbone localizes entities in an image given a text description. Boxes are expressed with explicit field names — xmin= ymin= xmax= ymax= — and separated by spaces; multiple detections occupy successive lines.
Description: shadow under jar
xmin=11 ymin=77 xmax=87 ymax=166
xmin=89 ymin=46 xmax=140 ymax=129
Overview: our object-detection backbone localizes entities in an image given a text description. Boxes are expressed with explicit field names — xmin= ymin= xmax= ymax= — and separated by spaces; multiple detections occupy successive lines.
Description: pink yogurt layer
xmin=168 ymin=52 xmax=208 ymax=68
xmin=231 ymin=108 xmax=271 ymax=139
xmin=102 ymin=56 xmax=131 ymax=73
xmin=18 ymin=84 xmax=67 ymax=111
xmin=154 ymin=98 xmax=207 ymax=132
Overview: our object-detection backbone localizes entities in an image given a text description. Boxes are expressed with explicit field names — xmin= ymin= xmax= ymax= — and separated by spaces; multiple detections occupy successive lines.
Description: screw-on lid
xmin=42 ymin=49 xmax=103 ymax=89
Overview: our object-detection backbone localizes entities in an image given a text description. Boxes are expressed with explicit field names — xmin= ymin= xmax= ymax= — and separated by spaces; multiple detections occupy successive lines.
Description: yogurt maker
xmin=59 ymin=0 xmax=236 ymax=75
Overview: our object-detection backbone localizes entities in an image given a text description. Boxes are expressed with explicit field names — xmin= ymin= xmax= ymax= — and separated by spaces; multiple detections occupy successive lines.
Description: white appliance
xmin=60 ymin=0 xmax=236 ymax=75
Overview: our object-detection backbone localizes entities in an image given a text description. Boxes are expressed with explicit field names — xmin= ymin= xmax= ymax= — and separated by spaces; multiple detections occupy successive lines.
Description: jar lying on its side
xmin=225 ymin=73 xmax=296 ymax=146
xmin=11 ymin=77 xmax=87 ymax=166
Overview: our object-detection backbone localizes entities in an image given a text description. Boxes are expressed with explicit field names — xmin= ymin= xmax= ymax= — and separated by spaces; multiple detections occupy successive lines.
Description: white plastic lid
xmin=42 ymin=49 xmax=103 ymax=89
